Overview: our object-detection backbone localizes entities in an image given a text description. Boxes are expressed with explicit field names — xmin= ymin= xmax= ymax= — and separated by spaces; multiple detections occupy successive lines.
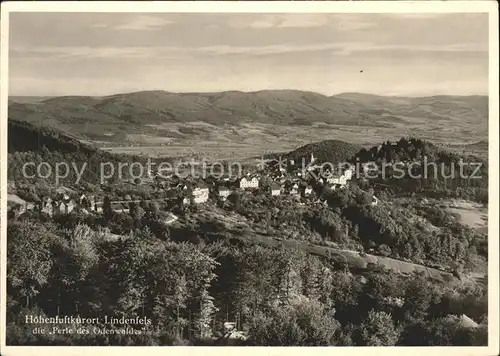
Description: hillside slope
xmin=7 ymin=119 xmax=154 ymax=187
xmin=8 ymin=90 xmax=488 ymax=145
xmin=285 ymin=140 xmax=362 ymax=164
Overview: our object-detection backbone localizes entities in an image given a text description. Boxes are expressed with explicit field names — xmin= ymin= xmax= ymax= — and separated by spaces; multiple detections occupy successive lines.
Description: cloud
xmin=197 ymin=43 xmax=336 ymax=56
xmin=93 ymin=15 xmax=175 ymax=31
xmin=381 ymin=13 xmax=452 ymax=20
xmin=196 ymin=42 xmax=487 ymax=57
xmin=227 ymin=14 xmax=375 ymax=31
xmin=10 ymin=40 xmax=487 ymax=62
xmin=333 ymin=42 xmax=488 ymax=55
xmin=228 ymin=14 xmax=329 ymax=29
xmin=10 ymin=45 xmax=191 ymax=61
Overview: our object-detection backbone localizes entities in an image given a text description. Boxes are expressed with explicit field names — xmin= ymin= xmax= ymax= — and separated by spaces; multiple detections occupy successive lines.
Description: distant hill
xmin=8 ymin=119 xmax=98 ymax=155
xmin=444 ymin=139 xmax=488 ymax=159
xmin=466 ymin=140 xmax=489 ymax=150
xmin=9 ymin=96 xmax=54 ymax=103
xmin=8 ymin=90 xmax=488 ymax=144
xmin=284 ymin=140 xmax=362 ymax=164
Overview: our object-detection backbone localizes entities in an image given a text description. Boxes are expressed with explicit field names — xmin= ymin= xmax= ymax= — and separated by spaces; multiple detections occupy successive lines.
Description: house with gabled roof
xmin=343 ymin=167 xmax=354 ymax=181
xmin=111 ymin=202 xmax=129 ymax=214
xmin=458 ymin=314 xmax=479 ymax=329
xmin=326 ymin=174 xmax=347 ymax=187
xmin=239 ymin=176 xmax=259 ymax=190
xmin=38 ymin=196 xmax=54 ymax=216
xmin=80 ymin=194 xmax=96 ymax=211
xmin=53 ymin=199 xmax=75 ymax=215
xmin=164 ymin=213 xmax=179 ymax=225
xmin=218 ymin=185 xmax=232 ymax=201
xmin=304 ymin=185 xmax=313 ymax=196
xmin=270 ymin=183 xmax=282 ymax=196
xmin=192 ymin=182 xmax=209 ymax=204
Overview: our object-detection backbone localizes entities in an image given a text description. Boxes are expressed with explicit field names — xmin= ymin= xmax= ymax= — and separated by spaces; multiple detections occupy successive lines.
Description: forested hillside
xmin=8 ymin=119 xmax=166 ymax=189
xmin=8 ymin=91 xmax=488 ymax=144
xmin=354 ymin=137 xmax=488 ymax=203
xmin=6 ymin=124 xmax=488 ymax=346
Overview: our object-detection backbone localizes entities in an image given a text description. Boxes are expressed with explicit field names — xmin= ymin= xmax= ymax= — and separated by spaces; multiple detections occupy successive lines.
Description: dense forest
xmin=353 ymin=137 xmax=488 ymax=203
xmin=222 ymin=184 xmax=487 ymax=275
xmin=8 ymin=119 xmax=173 ymax=188
xmin=284 ymin=139 xmax=362 ymax=165
xmin=6 ymin=215 xmax=488 ymax=346
xmin=6 ymin=124 xmax=488 ymax=346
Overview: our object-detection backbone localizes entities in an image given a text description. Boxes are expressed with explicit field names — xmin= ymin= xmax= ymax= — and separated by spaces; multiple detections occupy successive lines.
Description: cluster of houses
xmin=8 ymin=186 xmax=84 ymax=218
xmin=9 ymin=153 xmax=366 ymax=218
xmin=29 ymin=191 xmax=100 ymax=218
xmin=203 ymin=153 xmax=356 ymax=203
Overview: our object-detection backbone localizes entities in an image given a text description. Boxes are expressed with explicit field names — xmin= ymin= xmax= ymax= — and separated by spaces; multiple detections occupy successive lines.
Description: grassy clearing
xmin=444 ymin=199 xmax=488 ymax=234
xmin=185 ymin=205 xmax=456 ymax=282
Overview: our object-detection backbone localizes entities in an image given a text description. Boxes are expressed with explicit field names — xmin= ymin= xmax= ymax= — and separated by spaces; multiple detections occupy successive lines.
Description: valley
xmin=9 ymin=90 xmax=488 ymax=160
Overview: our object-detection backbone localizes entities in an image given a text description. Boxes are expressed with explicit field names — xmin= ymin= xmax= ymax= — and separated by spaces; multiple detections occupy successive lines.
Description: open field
xmin=444 ymin=199 xmax=488 ymax=234
xmin=100 ymin=121 xmax=487 ymax=160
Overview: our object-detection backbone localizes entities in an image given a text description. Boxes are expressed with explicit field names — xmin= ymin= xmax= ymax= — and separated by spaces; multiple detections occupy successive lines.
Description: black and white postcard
xmin=0 ymin=1 xmax=498 ymax=355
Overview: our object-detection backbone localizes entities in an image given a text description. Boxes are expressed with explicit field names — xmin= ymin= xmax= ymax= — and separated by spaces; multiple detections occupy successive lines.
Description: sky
xmin=8 ymin=12 xmax=489 ymax=97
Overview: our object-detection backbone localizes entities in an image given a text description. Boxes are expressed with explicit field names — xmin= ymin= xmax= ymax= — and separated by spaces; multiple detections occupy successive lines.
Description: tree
xmin=356 ymin=309 xmax=400 ymax=346
xmin=418 ymin=316 xmax=478 ymax=346
xmin=248 ymin=296 xmax=341 ymax=346
xmin=53 ymin=224 xmax=100 ymax=314
xmin=228 ymin=192 xmax=241 ymax=211
xmin=7 ymin=220 xmax=56 ymax=308
xmin=378 ymin=244 xmax=392 ymax=257
xmin=401 ymin=274 xmax=439 ymax=322
xmin=328 ymin=271 xmax=362 ymax=323
xmin=132 ymin=205 xmax=146 ymax=224
xmin=103 ymin=196 xmax=113 ymax=221
xmin=108 ymin=235 xmax=218 ymax=340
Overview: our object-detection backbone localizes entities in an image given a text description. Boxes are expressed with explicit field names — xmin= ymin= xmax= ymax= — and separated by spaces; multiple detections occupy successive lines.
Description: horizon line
xmin=8 ymin=89 xmax=490 ymax=100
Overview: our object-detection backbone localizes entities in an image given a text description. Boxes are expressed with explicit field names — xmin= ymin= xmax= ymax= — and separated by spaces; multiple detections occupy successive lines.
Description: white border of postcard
xmin=0 ymin=1 xmax=498 ymax=356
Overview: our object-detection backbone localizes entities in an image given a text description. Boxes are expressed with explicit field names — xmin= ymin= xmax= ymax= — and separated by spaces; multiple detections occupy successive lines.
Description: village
xmin=8 ymin=154 xmax=379 ymax=221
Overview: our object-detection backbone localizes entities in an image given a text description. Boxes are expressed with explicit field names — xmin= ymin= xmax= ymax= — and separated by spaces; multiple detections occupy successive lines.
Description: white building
xmin=239 ymin=177 xmax=259 ymax=190
xmin=327 ymin=175 xmax=347 ymax=186
xmin=164 ymin=213 xmax=179 ymax=225
xmin=291 ymin=183 xmax=300 ymax=196
xmin=304 ymin=186 xmax=313 ymax=196
xmin=176 ymin=183 xmax=189 ymax=190
xmin=193 ymin=185 xmax=209 ymax=204
xmin=39 ymin=197 xmax=53 ymax=216
xmin=343 ymin=168 xmax=353 ymax=180
xmin=55 ymin=200 xmax=75 ymax=215
xmin=111 ymin=203 xmax=129 ymax=214
xmin=218 ymin=186 xmax=231 ymax=201
xmin=271 ymin=184 xmax=281 ymax=196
